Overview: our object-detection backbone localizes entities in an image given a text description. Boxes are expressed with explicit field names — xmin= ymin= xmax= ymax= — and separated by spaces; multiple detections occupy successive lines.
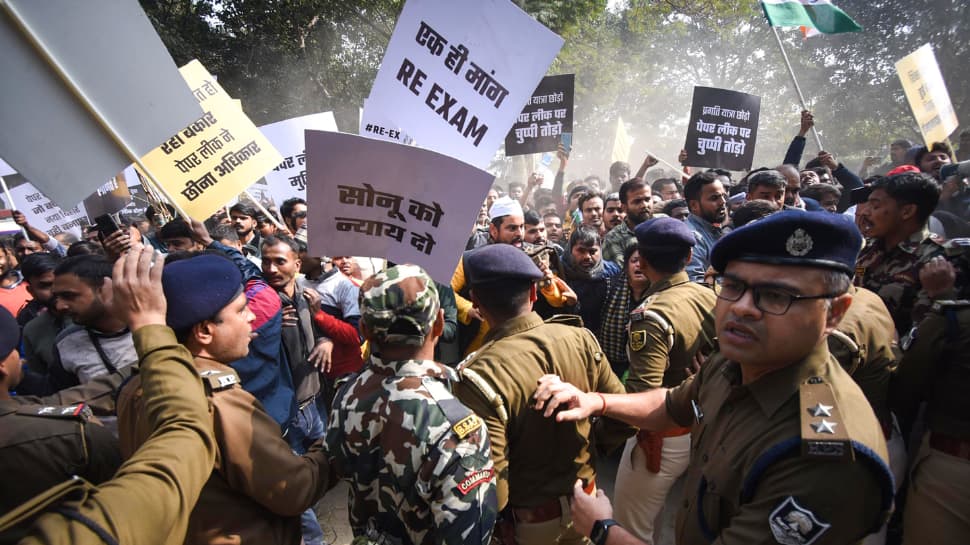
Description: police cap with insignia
xmin=360 ymin=264 xmax=440 ymax=346
xmin=162 ymin=254 xmax=243 ymax=334
xmin=464 ymin=244 xmax=543 ymax=286
xmin=710 ymin=210 xmax=863 ymax=275
xmin=0 ymin=306 xmax=19 ymax=357
xmin=635 ymin=217 xmax=696 ymax=252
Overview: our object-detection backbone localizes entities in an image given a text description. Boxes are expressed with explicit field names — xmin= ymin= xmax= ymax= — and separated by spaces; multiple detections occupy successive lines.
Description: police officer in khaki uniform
xmin=535 ymin=210 xmax=894 ymax=545
xmin=117 ymin=254 xmax=332 ymax=545
xmin=1 ymin=297 xmax=129 ymax=527
xmin=892 ymin=251 xmax=970 ymax=545
xmin=613 ymin=218 xmax=716 ymax=544
xmin=0 ymin=244 xmax=218 ymax=545
xmin=453 ymin=244 xmax=635 ymax=545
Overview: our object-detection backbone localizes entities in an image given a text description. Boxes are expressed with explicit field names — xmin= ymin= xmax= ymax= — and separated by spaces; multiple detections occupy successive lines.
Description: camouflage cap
xmin=359 ymin=264 xmax=440 ymax=346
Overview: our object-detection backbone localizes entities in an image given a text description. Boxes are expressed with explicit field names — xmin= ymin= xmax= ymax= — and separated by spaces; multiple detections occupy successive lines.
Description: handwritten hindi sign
xmin=683 ymin=86 xmax=760 ymax=171
xmin=0 ymin=0 xmax=201 ymax=209
xmin=360 ymin=0 xmax=563 ymax=169
xmin=139 ymin=60 xmax=283 ymax=220
xmin=258 ymin=112 xmax=338 ymax=207
xmin=896 ymin=44 xmax=959 ymax=147
xmin=504 ymin=74 xmax=574 ymax=157
xmin=305 ymin=131 xmax=494 ymax=283
xmin=0 ymin=175 xmax=87 ymax=238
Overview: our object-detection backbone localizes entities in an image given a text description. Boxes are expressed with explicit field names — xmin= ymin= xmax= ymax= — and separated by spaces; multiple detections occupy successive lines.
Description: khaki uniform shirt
xmin=118 ymin=355 xmax=331 ymax=545
xmin=827 ymin=286 xmax=898 ymax=429
xmin=453 ymin=312 xmax=635 ymax=510
xmin=0 ymin=399 xmax=120 ymax=518
xmin=626 ymin=271 xmax=716 ymax=393
xmin=2 ymin=326 xmax=217 ymax=545
xmin=667 ymin=342 xmax=894 ymax=544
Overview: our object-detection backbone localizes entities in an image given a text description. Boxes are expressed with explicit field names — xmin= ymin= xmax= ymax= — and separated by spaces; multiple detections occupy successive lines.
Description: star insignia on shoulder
xmin=809 ymin=403 xmax=832 ymax=417
xmin=811 ymin=419 xmax=837 ymax=434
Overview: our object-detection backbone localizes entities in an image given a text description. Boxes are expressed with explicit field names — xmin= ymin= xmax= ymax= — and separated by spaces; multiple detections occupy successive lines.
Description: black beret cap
xmin=162 ymin=254 xmax=243 ymax=333
xmin=635 ymin=217 xmax=696 ymax=251
xmin=710 ymin=209 xmax=862 ymax=275
xmin=0 ymin=306 xmax=19 ymax=357
xmin=464 ymin=244 xmax=543 ymax=285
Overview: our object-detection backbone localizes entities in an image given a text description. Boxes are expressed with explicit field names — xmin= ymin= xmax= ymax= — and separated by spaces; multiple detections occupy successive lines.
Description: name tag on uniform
xmin=453 ymin=415 xmax=481 ymax=439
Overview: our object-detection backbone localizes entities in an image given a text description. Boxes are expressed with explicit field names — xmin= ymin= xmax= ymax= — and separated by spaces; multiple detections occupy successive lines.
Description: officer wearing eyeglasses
xmin=533 ymin=210 xmax=895 ymax=545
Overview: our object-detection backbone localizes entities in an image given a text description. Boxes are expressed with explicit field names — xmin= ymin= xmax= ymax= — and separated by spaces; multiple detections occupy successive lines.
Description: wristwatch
xmin=590 ymin=518 xmax=619 ymax=545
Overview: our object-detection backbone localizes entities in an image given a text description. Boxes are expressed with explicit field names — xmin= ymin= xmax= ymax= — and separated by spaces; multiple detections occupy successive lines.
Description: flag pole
xmin=642 ymin=150 xmax=690 ymax=181
xmin=771 ymin=26 xmax=824 ymax=151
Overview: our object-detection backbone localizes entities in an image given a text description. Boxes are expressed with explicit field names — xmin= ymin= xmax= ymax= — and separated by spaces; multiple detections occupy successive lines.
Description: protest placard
xmin=0 ymin=211 xmax=19 ymax=236
xmin=0 ymin=175 xmax=87 ymax=238
xmin=505 ymin=74 xmax=574 ymax=157
xmin=259 ymin=112 xmax=338 ymax=207
xmin=896 ymin=44 xmax=959 ymax=147
xmin=0 ymin=0 xmax=201 ymax=209
xmin=84 ymin=173 xmax=133 ymax=221
xmin=683 ymin=86 xmax=760 ymax=171
xmin=0 ymin=158 xmax=14 ymax=177
xmin=138 ymin=60 xmax=283 ymax=220
xmin=360 ymin=0 xmax=563 ymax=169
xmin=305 ymin=130 xmax=494 ymax=283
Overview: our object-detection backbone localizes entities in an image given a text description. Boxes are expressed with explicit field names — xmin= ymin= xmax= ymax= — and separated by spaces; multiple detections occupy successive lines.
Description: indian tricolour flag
xmin=761 ymin=0 xmax=862 ymax=34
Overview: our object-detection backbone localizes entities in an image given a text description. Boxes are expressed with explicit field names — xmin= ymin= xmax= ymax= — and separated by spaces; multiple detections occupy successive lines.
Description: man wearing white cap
xmin=453 ymin=196 xmax=526 ymax=355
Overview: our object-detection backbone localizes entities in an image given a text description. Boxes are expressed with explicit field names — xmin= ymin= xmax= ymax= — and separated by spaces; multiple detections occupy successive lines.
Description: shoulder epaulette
xmin=827 ymin=329 xmax=863 ymax=375
xmin=457 ymin=367 xmax=509 ymax=426
xmin=798 ymin=377 xmax=852 ymax=461
xmin=545 ymin=314 xmax=584 ymax=328
xmin=199 ymin=369 xmax=240 ymax=393
xmin=18 ymin=403 xmax=92 ymax=421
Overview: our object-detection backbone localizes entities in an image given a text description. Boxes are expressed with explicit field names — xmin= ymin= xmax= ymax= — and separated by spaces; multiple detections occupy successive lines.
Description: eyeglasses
xmin=292 ymin=211 xmax=308 ymax=219
xmin=712 ymin=275 xmax=840 ymax=315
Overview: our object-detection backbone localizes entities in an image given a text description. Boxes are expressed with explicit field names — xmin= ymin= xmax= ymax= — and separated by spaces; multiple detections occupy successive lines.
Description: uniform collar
xmin=368 ymin=355 xmax=456 ymax=380
xmin=484 ymin=311 xmax=544 ymax=343
xmin=728 ymin=341 xmax=833 ymax=418
xmin=194 ymin=355 xmax=233 ymax=373
xmin=643 ymin=271 xmax=691 ymax=298
xmin=897 ymin=225 xmax=935 ymax=255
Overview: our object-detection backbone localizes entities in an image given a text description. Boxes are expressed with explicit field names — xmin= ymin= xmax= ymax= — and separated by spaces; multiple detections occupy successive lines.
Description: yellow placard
xmin=138 ymin=60 xmax=283 ymax=220
xmin=611 ymin=116 xmax=632 ymax=163
xmin=895 ymin=44 xmax=959 ymax=147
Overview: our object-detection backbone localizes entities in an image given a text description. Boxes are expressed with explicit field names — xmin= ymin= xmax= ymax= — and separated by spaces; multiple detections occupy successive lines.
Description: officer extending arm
xmin=7 ymin=244 xmax=217 ymax=545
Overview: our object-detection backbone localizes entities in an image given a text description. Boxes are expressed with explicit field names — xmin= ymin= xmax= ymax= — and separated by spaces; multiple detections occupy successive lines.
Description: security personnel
xmin=453 ymin=244 xmax=635 ymax=545
xmin=327 ymin=264 xmax=497 ymax=545
xmin=613 ymin=218 xmax=716 ymax=543
xmin=535 ymin=210 xmax=894 ymax=545
xmin=117 ymin=254 xmax=332 ymax=545
xmin=892 ymin=249 xmax=970 ymax=545
xmin=0 ymin=244 xmax=218 ymax=545
xmin=0 ymin=305 xmax=122 ymax=524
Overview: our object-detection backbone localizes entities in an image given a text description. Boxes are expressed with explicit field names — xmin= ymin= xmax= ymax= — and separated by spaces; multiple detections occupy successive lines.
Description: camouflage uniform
xmin=854 ymin=226 xmax=944 ymax=337
xmin=327 ymin=265 xmax=497 ymax=545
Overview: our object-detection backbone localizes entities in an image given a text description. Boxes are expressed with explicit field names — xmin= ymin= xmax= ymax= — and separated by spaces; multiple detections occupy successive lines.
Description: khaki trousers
xmin=902 ymin=433 xmax=970 ymax=545
xmin=612 ymin=434 xmax=691 ymax=544
xmin=515 ymin=496 xmax=589 ymax=545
